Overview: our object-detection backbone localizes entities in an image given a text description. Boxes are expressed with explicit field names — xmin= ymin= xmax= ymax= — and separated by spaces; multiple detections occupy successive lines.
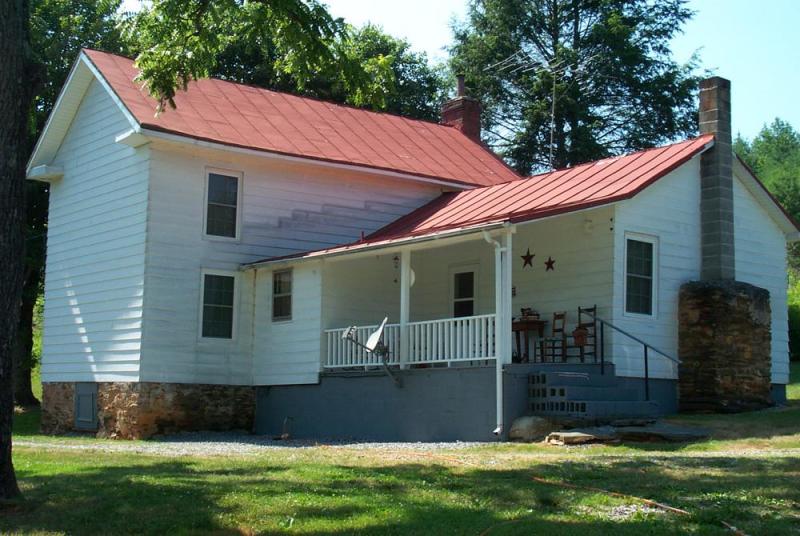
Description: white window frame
xmin=449 ymin=263 xmax=480 ymax=318
xmin=623 ymin=232 xmax=659 ymax=319
xmin=198 ymin=268 xmax=239 ymax=341
xmin=203 ymin=167 xmax=244 ymax=242
xmin=271 ymin=268 xmax=293 ymax=323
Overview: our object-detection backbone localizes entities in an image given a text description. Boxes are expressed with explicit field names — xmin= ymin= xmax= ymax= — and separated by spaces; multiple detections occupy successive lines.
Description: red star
xmin=545 ymin=256 xmax=556 ymax=271
xmin=521 ymin=248 xmax=535 ymax=268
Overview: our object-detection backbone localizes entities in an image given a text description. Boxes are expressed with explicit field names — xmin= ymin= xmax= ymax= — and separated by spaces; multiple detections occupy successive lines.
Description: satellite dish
xmin=365 ymin=317 xmax=388 ymax=352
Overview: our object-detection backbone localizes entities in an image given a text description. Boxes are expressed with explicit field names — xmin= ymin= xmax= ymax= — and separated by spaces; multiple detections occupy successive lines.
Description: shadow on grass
xmin=7 ymin=449 xmax=797 ymax=535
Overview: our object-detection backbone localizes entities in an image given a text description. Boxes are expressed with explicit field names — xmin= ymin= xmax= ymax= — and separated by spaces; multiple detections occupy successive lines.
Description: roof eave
xmin=243 ymin=221 xmax=509 ymax=270
xmin=138 ymin=126 xmax=492 ymax=191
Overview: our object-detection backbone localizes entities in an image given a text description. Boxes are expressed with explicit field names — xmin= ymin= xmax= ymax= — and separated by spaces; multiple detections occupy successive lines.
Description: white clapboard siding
xmin=611 ymin=157 xmax=702 ymax=379
xmin=140 ymin=140 xmax=443 ymax=385
xmin=41 ymin=80 xmax=149 ymax=383
xmin=410 ymin=239 xmax=497 ymax=321
xmin=322 ymin=253 xmax=403 ymax=329
xmin=733 ymin=172 xmax=790 ymax=385
xmin=512 ymin=206 xmax=616 ymax=351
xmin=252 ymin=264 xmax=323 ymax=385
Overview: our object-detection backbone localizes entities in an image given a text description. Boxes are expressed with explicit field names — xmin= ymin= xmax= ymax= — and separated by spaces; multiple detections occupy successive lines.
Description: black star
xmin=521 ymin=248 xmax=535 ymax=268
xmin=545 ymin=256 xmax=556 ymax=271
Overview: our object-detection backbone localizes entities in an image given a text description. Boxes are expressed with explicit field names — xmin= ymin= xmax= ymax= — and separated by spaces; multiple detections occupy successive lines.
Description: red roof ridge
xmin=527 ymin=135 xmax=714 ymax=179
xmin=83 ymin=48 xmax=454 ymax=129
xmin=81 ymin=48 xmax=520 ymax=187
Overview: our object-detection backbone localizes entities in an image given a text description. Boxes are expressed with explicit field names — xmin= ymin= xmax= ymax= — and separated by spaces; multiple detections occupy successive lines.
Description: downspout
xmin=483 ymin=229 xmax=506 ymax=437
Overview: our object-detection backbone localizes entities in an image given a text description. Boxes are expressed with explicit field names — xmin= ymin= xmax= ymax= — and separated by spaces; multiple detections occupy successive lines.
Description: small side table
xmin=512 ymin=318 xmax=548 ymax=363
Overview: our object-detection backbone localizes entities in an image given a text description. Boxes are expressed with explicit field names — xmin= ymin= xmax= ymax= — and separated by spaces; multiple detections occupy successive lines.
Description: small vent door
xmin=74 ymin=383 xmax=98 ymax=431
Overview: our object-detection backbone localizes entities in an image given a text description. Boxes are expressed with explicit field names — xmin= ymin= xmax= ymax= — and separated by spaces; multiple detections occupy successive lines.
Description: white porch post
xmin=399 ymin=249 xmax=411 ymax=369
xmin=501 ymin=229 xmax=514 ymax=364
xmin=486 ymin=225 xmax=514 ymax=436
xmin=493 ymin=237 xmax=504 ymax=435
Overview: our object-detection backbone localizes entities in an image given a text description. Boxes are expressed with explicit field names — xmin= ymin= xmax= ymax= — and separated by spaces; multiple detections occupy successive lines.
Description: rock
xmin=614 ymin=422 xmax=710 ymax=442
xmin=508 ymin=416 xmax=555 ymax=442
xmin=545 ymin=422 xmax=709 ymax=446
xmin=610 ymin=418 xmax=656 ymax=427
xmin=545 ymin=426 xmax=618 ymax=445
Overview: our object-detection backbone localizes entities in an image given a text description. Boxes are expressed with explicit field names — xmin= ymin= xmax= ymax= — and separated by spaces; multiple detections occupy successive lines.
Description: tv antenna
xmin=341 ymin=317 xmax=402 ymax=387
xmin=484 ymin=49 xmax=597 ymax=171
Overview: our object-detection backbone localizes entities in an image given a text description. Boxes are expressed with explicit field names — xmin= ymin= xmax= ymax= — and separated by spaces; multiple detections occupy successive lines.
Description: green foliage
xmin=205 ymin=22 xmax=445 ymax=120
xmin=449 ymin=0 xmax=700 ymax=174
xmin=788 ymin=273 xmax=800 ymax=360
xmin=31 ymin=0 xmax=128 ymax=131
xmin=738 ymin=119 xmax=800 ymax=359
xmin=125 ymin=0 xmax=365 ymax=112
xmin=125 ymin=1 xmax=446 ymax=119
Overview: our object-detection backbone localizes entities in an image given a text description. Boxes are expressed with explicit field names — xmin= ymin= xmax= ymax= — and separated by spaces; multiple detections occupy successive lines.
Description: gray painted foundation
xmin=256 ymin=366 xmax=498 ymax=442
xmin=255 ymin=364 xmax=680 ymax=441
xmin=771 ymin=383 xmax=787 ymax=405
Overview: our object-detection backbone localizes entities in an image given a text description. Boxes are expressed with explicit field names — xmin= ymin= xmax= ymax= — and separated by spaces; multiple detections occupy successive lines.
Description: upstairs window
xmin=205 ymin=170 xmax=241 ymax=239
xmin=201 ymin=272 xmax=236 ymax=339
xmin=625 ymin=235 xmax=657 ymax=316
xmin=272 ymin=270 xmax=293 ymax=321
xmin=452 ymin=270 xmax=475 ymax=318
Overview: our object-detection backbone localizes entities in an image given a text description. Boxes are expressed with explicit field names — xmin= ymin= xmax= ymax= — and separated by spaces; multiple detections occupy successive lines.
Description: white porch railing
xmin=324 ymin=314 xmax=496 ymax=369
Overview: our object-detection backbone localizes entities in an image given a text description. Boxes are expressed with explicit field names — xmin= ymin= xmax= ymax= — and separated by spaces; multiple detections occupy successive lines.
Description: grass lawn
xmin=4 ymin=364 xmax=799 ymax=535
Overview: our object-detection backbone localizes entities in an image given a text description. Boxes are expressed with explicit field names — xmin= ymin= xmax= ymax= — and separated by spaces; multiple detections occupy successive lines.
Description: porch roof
xmin=245 ymin=135 xmax=715 ymax=268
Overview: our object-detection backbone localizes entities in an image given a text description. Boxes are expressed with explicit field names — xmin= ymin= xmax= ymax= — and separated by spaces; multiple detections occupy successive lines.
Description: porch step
xmin=527 ymin=369 xmax=618 ymax=387
xmin=532 ymin=400 xmax=661 ymax=420
xmin=530 ymin=385 xmax=642 ymax=402
xmin=526 ymin=362 xmax=662 ymax=422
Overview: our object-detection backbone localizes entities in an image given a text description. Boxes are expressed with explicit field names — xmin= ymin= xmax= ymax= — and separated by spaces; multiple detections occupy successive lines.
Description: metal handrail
xmin=582 ymin=311 xmax=680 ymax=365
xmin=580 ymin=310 xmax=680 ymax=401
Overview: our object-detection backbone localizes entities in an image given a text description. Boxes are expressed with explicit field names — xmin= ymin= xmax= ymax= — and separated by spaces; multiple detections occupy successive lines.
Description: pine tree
xmin=450 ymin=0 xmax=700 ymax=174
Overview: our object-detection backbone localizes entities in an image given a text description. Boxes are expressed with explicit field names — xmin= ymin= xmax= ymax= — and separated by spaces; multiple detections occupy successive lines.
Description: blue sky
xmin=324 ymin=0 xmax=799 ymax=140
xmin=121 ymin=0 xmax=799 ymax=140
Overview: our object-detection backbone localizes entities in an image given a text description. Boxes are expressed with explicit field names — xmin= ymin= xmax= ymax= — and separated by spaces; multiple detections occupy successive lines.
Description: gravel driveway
xmin=15 ymin=432 xmax=488 ymax=457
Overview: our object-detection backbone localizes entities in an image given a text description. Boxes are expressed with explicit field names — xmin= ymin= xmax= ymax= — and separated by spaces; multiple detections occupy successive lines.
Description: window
xmin=625 ymin=235 xmax=657 ymax=316
xmin=452 ymin=270 xmax=475 ymax=318
xmin=272 ymin=270 xmax=293 ymax=321
xmin=205 ymin=170 xmax=241 ymax=238
xmin=201 ymin=272 xmax=236 ymax=338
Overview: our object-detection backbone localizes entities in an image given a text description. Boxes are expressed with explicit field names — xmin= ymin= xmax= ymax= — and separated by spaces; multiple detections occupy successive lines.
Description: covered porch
xmin=317 ymin=205 xmax=615 ymax=372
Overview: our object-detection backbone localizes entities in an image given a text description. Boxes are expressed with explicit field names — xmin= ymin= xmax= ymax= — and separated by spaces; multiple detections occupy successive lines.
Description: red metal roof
xmin=363 ymin=134 xmax=714 ymax=240
xmin=83 ymin=49 xmax=519 ymax=187
xmin=248 ymin=135 xmax=714 ymax=265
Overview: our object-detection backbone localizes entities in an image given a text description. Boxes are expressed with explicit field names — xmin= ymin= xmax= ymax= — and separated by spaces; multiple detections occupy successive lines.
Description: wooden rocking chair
xmin=541 ymin=311 xmax=567 ymax=362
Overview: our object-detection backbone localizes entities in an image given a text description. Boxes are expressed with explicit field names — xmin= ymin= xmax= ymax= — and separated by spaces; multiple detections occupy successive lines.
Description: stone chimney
xmin=678 ymin=76 xmax=775 ymax=413
xmin=699 ymin=76 xmax=735 ymax=280
xmin=441 ymin=74 xmax=481 ymax=142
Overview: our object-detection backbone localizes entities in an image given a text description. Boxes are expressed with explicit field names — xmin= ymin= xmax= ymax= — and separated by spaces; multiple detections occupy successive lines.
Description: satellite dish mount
xmin=341 ymin=317 xmax=402 ymax=387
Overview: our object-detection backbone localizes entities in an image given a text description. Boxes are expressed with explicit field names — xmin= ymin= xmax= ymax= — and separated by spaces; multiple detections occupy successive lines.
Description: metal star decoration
xmin=521 ymin=248 xmax=535 ymax=268
xmin=545 ymin=256 xmax=556 ymax=271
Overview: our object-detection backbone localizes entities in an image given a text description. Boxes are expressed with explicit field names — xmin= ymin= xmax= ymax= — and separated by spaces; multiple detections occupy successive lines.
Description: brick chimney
xmin=441 ymin=74 xmax=481 ymax=142
xmin=698 ymin=76 xmax=735 ymax=280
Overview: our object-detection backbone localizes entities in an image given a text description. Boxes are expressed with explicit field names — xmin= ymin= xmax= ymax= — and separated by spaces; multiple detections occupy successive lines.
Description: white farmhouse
xmin=28 ymin=50 xmax=798 ymax=440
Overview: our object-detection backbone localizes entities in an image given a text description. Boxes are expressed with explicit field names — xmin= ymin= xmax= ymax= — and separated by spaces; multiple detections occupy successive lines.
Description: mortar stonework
xmin=41 ymin=381 xmax=255 ymax=439
xmin=41 ymin=382 xmax=76 ymax=434
xmin=678 ymin=280 xmax=772 ymax=412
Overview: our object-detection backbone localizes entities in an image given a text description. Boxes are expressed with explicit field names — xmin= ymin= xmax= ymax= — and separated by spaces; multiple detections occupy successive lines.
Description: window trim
xmin=198 ymin=268 xmax=239 ymax=341
xmin=271 ymin=268 xmax=293 ymax=323
xmin=623 ymin=232 xmax=659 ymax=319
xmin=203 ymin=167 xmax=244 ymax=242
xmin=449 ymin=263 xmax=479 ymax=318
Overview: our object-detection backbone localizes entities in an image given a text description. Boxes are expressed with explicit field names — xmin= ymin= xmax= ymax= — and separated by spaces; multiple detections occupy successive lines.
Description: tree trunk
xmin=13 ymin=268 xmax=40 ymax=407
xmin=0 ymin=0 xmax=38 ymax=501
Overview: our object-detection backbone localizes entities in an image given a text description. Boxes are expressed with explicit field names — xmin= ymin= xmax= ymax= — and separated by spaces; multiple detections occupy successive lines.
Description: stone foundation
xmin=678 ymin=280 xmax=773 ymax=412
xmin=41 ymin=382 xmax=255 ymax=439
xmin=41 ymin=382 xmax=76 ymax=434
